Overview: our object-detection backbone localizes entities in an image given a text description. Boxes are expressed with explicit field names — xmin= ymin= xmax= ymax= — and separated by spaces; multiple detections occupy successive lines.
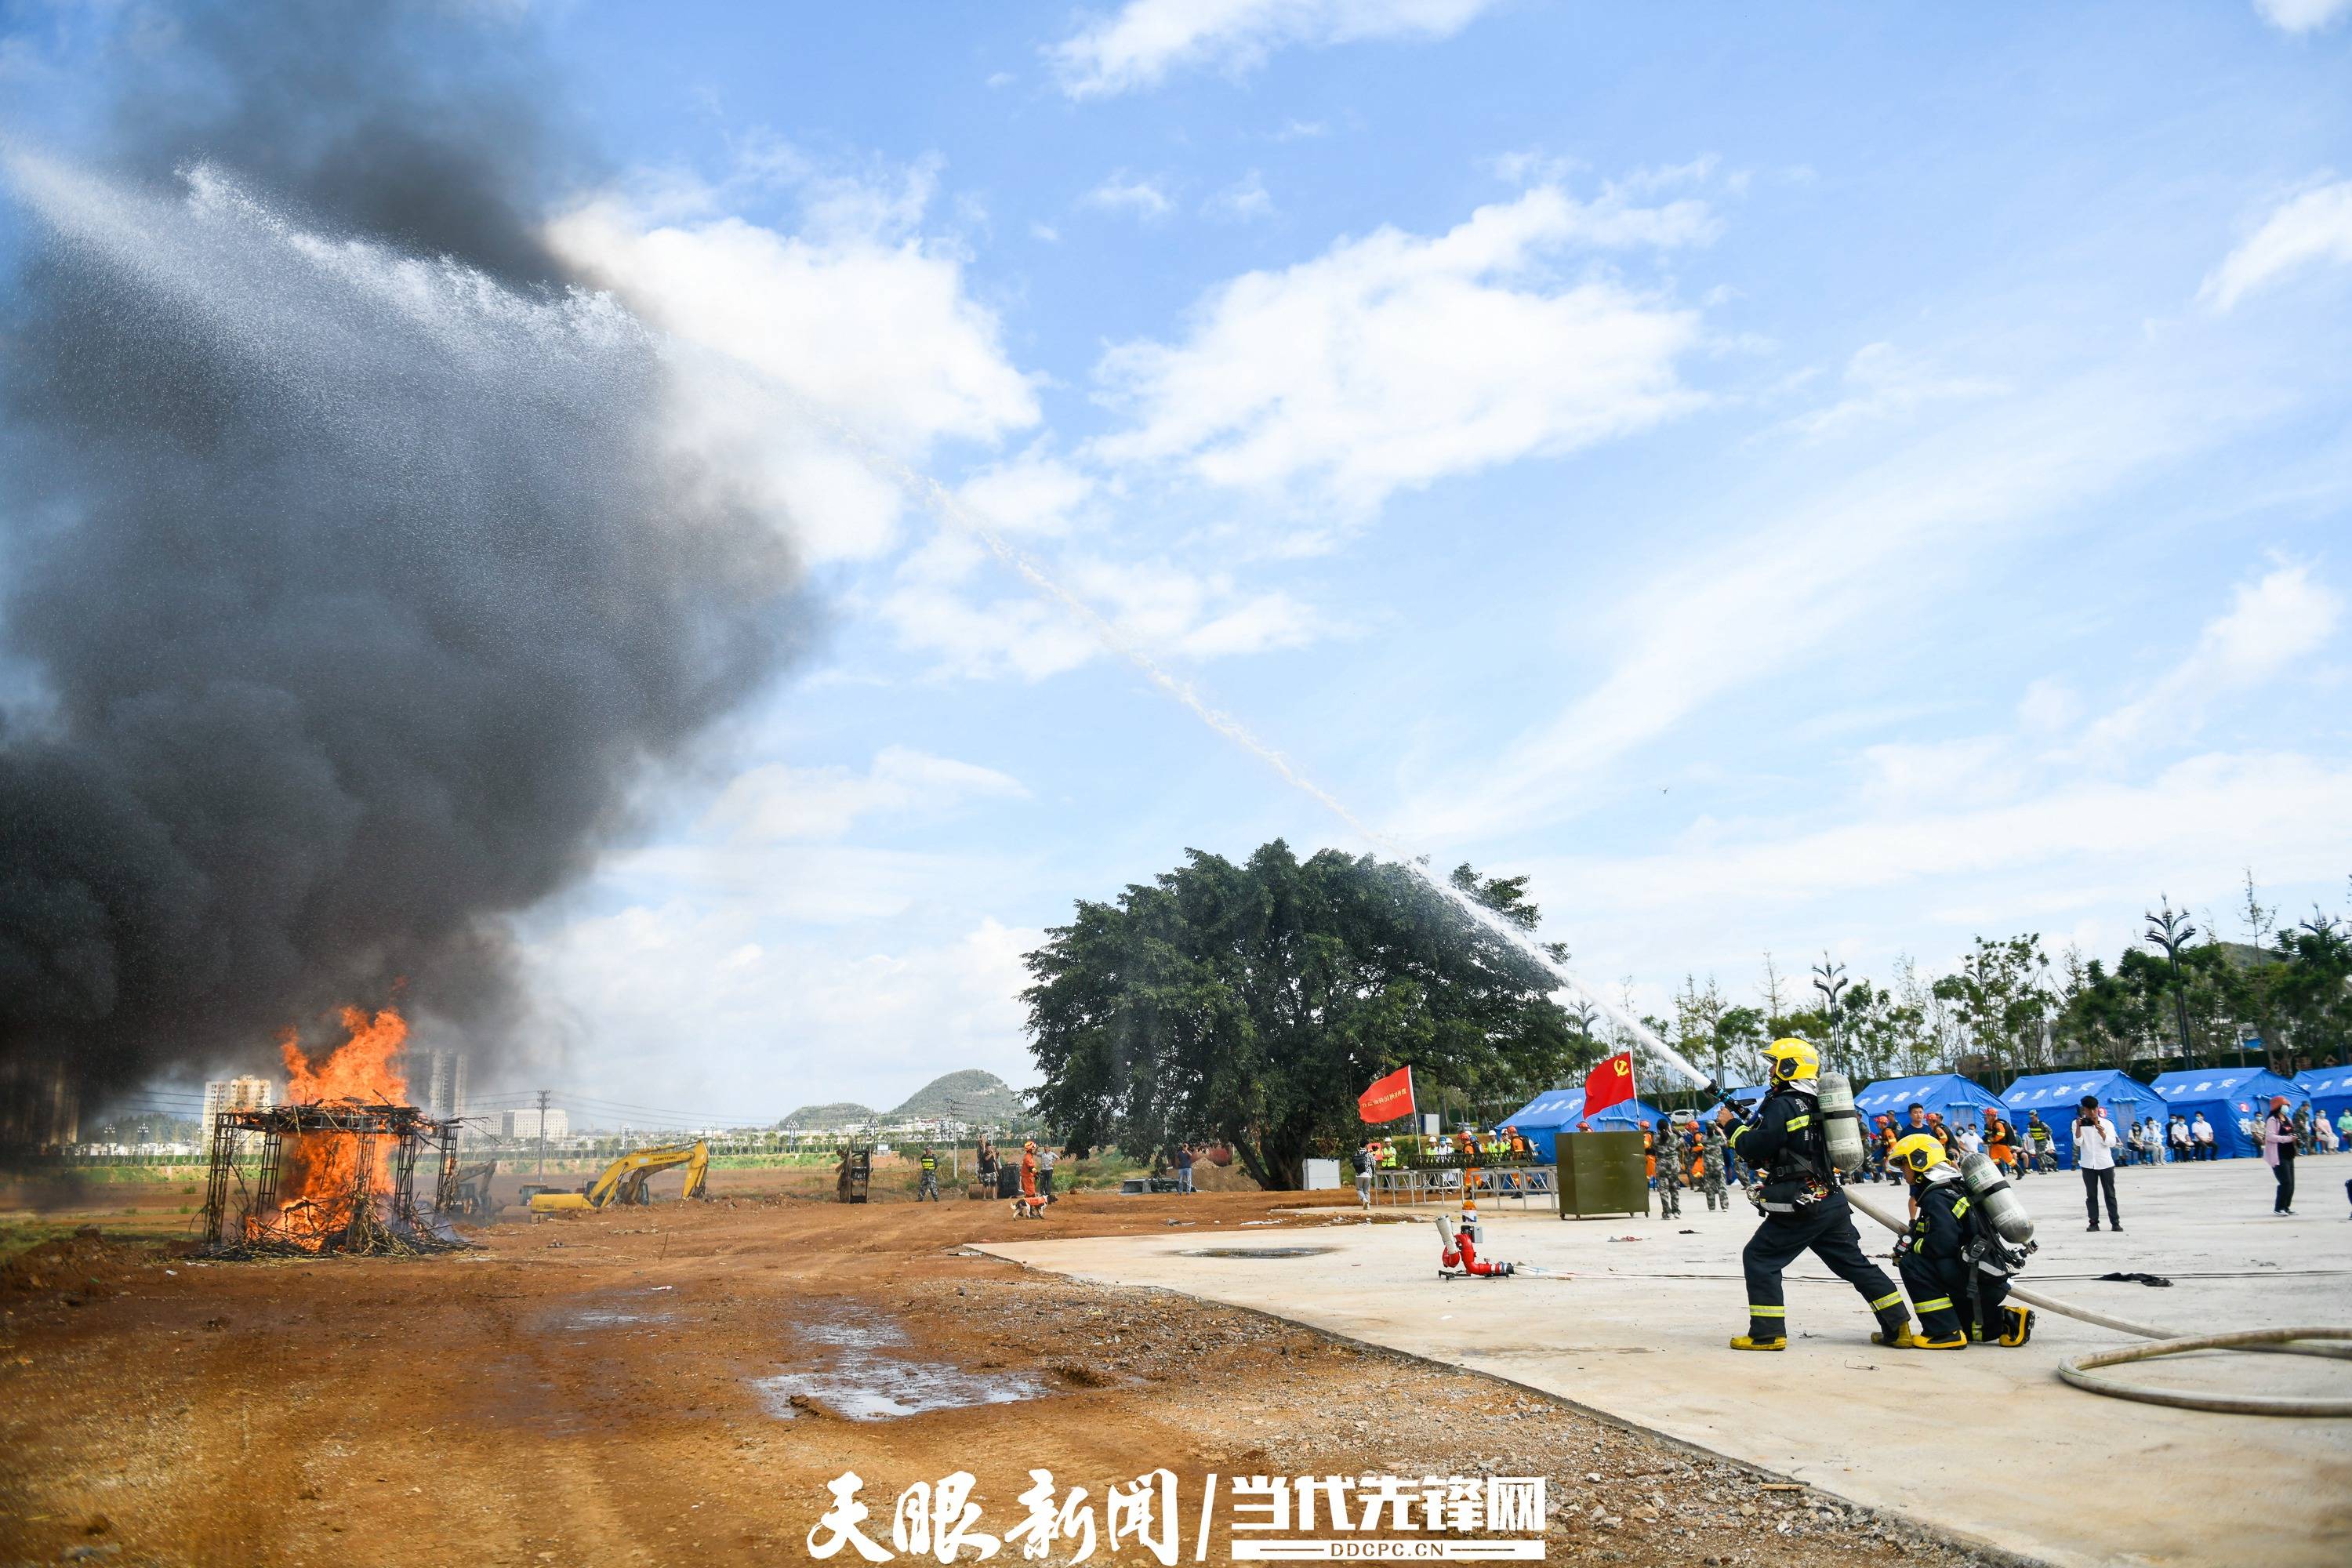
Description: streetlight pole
xmin=1812 ymin=955 xmax=1849 ymax=1068
xmin=2144 ymin=899 xmax=2197 ymax=1065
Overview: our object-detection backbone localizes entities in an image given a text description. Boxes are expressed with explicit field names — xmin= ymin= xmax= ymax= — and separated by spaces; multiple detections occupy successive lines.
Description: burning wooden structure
xmin=198 ymin=1101 xmax=466 ymax=1257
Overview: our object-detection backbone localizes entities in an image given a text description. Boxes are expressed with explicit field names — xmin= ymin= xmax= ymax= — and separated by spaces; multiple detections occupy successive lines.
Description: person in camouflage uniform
xmin=1698 ymin=1119 xmax=1730 ymax=1211
xmin=1654 ymin=1116 xmax=1685 ymax=1218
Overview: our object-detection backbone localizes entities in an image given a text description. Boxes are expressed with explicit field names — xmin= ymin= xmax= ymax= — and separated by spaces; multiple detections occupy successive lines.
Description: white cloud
xmin=705 ymin=747 xmax=1029 ymax=844
xmin=1085 ymin=172 xmax=1174 ymax=220
xmin=1537 ymin=753 xmax=2352 ymax=954
xmin=1070 ymin=557 xmax=1337 ymax=659
xmin=1777 ymin=342 xmax=2007 ymax=441
xmin=1090 ymin=184 xmax=1715 ymax=512
xmin=2199 ymin=179 xmax=2352 ymax=311
xmin=1398 ymin=354 xmax=2230 ymax=841
xmin=878 ymin=546 xmax=1103 ymax=681
xmin=1203 ymin=170 xmax=1275 ymax=223
xmin=954 ymin=450 xmax=1097 ymax=536
xmin=2253 ymin=0 xmax=2352 ymax=33
xmin=1050 ymin=0 xmax=1498 ymax=99
xmin=1494 ymin=564 xmax=2350 ymax=989
xmin=545 ymin=160 xmax=1038 ymax=563
xmin=2080 ymin=561 xmax=2342 ymax=753
xmin=877 ymin=532 xmax=1334 ymax=678
xmin=2016 ymin=677 xmax=2078 ymax=734
xmin=525 ymin=906 xmax=1042 ymax=1112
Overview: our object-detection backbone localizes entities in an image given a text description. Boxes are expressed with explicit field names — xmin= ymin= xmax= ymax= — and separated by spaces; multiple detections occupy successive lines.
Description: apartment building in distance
xmin=201 ymin=1076 xmax=275 ymax=1129
xmin=416 ymin=1049 xmax=468 ymax=1121
xmin=502 ymin=1108 xmax=568 ymax=1142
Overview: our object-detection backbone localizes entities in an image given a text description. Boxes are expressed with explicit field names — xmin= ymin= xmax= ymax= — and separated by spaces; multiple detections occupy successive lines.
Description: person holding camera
xmin=2075 ymin=1095 xmax=2122 ymax=1232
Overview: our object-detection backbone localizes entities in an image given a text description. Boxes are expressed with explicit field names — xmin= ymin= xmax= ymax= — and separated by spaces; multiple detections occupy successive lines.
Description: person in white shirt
xmin=2075 ymin=1095 xmax=2122 ymax=1232
xmin=2192 ymin=1112 xmax=2216 ymax=1161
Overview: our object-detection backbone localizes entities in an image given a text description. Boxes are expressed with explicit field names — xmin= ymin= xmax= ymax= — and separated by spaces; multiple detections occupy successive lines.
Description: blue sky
xmin=9 ymin=1 xmax=2352 ymax=1120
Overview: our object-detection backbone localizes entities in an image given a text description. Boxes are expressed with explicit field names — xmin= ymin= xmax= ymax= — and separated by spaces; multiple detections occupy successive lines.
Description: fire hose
xmin=1842 ymin=1186 xmax=2352 ymax=1417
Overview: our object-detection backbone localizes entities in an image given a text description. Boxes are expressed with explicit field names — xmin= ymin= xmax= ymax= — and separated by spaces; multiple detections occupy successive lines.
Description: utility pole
xmin=2144 ymin=899 xmax=2197 ymax=1064
xmin=1811 ymin=954 xmax=1849 ymax=1065
xmin=535 ymin=1088 xmax=550 ymax=1174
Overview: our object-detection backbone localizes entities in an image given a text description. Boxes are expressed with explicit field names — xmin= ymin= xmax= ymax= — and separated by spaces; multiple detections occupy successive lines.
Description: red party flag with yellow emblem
xmin=1584 ymin=1051 xmax=1636 ymax=1116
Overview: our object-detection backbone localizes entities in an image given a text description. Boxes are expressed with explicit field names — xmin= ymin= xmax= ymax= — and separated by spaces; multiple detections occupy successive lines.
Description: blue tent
xmin=1853 ymin=1073 xmax=2005 ymax=1138
xmin=1500 ymin=1088 xmax=1664 ymax=1161
xmin=2002 ymin=1069 xmax=2168 ymax=1163
xmin=2295 ymin=1067 xmax=2352 ymax=1126
xmin=2147 ymin=1068 xmax=2307 ymax=1157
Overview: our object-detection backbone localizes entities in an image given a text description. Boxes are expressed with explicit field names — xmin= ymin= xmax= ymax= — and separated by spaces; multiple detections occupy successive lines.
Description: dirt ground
xmin=0 ymin=1172 xmax=2017 ymax=1568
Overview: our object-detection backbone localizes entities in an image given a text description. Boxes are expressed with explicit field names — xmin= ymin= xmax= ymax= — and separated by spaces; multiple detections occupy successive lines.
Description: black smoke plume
xmin=0 ymin=2 xmax=804 ymax=1138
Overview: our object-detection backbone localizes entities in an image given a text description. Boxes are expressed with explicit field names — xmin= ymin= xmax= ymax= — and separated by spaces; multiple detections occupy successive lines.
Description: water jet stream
xmin=793 ymin=411 xmax=1714 ymax=1092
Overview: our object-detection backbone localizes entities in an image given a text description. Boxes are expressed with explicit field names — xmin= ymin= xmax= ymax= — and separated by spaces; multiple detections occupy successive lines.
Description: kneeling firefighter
xmin=1889 ymin=1133 xmax=2036 ymax=1347
xmin=1722 ymin=1037 xmax=1911 ymax=1351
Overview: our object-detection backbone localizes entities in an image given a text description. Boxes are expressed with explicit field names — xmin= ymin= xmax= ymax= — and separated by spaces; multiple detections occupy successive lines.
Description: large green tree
xmin=1022 ymin=841 xmax=1586 ymax=1189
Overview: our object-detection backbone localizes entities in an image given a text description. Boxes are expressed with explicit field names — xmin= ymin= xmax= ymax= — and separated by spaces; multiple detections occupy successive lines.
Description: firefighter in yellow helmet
xmin=1890 ymin=1132 xmax=2034 ymax=1348
xmin=1720 ymin=1037 xmax=1911 ymax=1351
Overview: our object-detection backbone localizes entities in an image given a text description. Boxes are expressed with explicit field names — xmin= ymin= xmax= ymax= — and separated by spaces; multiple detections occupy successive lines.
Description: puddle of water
xmin=564 ymin=1308 xmax=674 ymax=1329
xmin=758 ymin=1305 xmax=1047 ymax=1421
xmin=795 ymin=1316 xmax=910 ymax=1351
xmin=1178 ymin=1246 xmax=1333 ymax=1258
xmin=753 ymin=1354 xmax=1049 ymax=1421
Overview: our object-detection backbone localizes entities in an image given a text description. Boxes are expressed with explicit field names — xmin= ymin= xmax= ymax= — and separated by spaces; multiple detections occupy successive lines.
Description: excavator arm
xmin=530 ymin=1141 xmax=710 ymax=1213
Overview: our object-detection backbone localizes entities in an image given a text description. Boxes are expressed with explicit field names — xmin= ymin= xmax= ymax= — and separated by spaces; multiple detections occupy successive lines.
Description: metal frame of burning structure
xmin=198 ymin=1102 xmax=467 ymax=1258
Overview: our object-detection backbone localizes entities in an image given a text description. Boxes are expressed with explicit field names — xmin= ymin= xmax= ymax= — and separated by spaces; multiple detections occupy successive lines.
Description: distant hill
xmin=887 ymin=1069 xmax=1025 ymax=1125
xmin=778 ymin=1101 xmax=875 ymax=1131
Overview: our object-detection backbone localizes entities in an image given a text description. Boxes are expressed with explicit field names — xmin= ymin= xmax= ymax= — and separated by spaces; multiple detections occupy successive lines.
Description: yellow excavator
xmin=527 ymin=1141 xmax=710 ymax=1213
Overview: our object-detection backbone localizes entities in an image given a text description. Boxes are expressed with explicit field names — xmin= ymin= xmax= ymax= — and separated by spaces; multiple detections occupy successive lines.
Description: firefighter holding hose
xmin=1889 ymin=1132 xmax=2034 ymax=1347
xmin=1720 ymin=1038 xmax=1913 ymax=1352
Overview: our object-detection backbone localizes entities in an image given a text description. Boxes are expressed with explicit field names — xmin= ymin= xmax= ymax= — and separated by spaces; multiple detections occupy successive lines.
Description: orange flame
xmin=260 ymin=1007 xmax=411 ymax=1249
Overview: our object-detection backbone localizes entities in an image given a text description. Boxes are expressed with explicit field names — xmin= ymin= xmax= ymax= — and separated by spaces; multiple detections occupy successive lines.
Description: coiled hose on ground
xmin=1840 ymin=1186 xmax=2352 ymax=1417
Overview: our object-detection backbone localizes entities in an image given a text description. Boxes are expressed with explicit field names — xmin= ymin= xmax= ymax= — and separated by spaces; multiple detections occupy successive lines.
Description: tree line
xmin=1664 ymin=874 xmax=2352 ymax=1089
xmin=1023 ymin=844 xmax=2352 ymax=1189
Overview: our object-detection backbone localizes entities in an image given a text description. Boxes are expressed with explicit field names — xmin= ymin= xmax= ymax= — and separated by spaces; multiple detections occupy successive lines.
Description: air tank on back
xmin=1958 ymin=1150 xmax=2035 ymax=1245
xmin=1817 ymin=1070 xmax=1865 ymax=1174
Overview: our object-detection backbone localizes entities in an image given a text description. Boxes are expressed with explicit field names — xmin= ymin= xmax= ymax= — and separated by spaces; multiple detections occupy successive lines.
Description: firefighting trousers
xmin=1741 ymin=1192 xmax=1905 ymax=1340
xmin=1898 ymin=1254 xmax=2010 ymax=1341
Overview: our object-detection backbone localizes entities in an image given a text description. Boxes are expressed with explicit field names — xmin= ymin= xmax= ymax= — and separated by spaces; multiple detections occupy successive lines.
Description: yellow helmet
xmin=1893 ymin=1132 xmax=1947 ymax=1175
xmin=1764 ymin=1036 xmax=1820 ymax=1083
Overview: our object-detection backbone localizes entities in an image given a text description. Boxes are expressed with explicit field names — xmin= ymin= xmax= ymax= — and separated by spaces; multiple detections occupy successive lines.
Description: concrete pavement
xmin=978 ymin=1156 xmax=2352 ymax=1568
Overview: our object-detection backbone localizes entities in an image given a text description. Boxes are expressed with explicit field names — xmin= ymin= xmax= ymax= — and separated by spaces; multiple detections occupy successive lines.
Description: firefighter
xmin=1889 ymin=1132 xmax=2034 ymax=1348
xmin=1722 ymin=1038 xmax=1911 ymax=1352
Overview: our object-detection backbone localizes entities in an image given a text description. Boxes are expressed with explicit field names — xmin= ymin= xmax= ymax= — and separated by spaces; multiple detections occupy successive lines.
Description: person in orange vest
xmin=1011 ymin=1139 xmax=1044 ymax=1218
xmin=1983 ymin=1109 xmax=2015 ymax=1173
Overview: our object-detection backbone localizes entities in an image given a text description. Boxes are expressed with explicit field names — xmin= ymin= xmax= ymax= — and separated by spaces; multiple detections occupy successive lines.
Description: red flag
xmin=1358 ymin=1065 xmax=1416 ymax=1124
xmin=1584 ymin=1051 xmax=1636 ymax=1116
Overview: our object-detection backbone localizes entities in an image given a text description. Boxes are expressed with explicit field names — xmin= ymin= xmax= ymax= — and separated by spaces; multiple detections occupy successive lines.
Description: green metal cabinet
xmin=1557 ymin=1130 xmax=1649 ymax=1218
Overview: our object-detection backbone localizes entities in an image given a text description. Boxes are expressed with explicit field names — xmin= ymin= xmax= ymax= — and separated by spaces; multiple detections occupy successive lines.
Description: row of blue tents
xmin=1502 ymin=1065 xmax=2344 ymax=1163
